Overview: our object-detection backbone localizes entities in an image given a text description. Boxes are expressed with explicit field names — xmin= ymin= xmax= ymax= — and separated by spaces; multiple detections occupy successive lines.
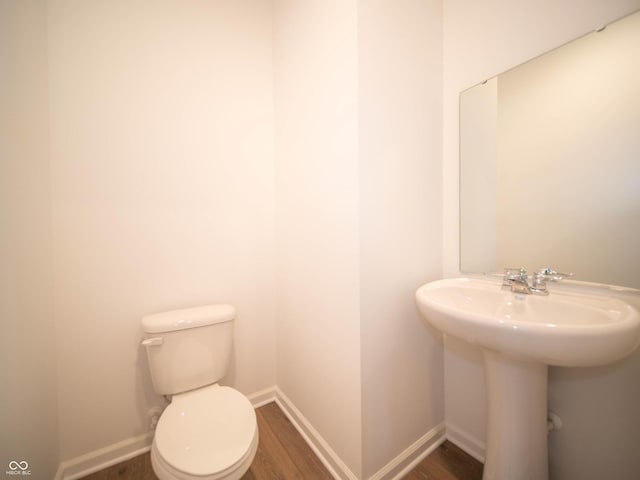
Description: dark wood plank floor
xmin=246 ymin=402 xmax=333 ymax=479
xmin=81 ymin=402 xmax=482 ymax=480
xmin=403 ymin=440 xmax=483 ymax=480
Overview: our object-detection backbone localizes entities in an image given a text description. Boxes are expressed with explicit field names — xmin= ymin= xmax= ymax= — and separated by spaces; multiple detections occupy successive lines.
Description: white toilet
xmin=141 ymin=304 xmax=258 ymax=480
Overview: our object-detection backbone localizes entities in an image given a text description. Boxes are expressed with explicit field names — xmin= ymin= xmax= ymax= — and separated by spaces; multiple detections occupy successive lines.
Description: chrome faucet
xmin=502 ymin=267 xmax=531 ymax=294
xmin=501 ymin=267 xmax=573 ymax=295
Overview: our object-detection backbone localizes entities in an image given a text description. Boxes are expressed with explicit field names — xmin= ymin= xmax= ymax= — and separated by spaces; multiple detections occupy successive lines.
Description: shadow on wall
xmin=548 ymin=347 xmax=640 ymax=480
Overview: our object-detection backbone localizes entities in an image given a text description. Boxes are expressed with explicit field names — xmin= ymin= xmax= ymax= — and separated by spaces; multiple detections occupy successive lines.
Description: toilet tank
xmin=141 ymin=304 xmax=235 ymax=396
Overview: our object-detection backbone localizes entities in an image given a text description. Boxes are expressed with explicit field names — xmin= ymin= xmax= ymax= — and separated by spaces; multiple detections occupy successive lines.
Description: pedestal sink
xmin=415 ymin=277 xmax=640 ymax=480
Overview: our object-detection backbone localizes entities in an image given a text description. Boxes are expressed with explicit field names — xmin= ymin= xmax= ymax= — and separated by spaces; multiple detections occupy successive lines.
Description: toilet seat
xmin=152 ymin=384 xmax=258 ymax=480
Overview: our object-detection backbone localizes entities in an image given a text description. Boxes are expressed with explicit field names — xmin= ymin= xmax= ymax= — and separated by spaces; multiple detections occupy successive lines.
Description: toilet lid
xmin=155 ymin=384 xmax=257 ymax=476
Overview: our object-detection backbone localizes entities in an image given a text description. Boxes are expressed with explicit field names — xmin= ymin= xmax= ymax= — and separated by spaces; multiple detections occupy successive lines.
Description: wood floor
xmin=403 ymin=441 xmax=483 ymax=480
xmin=81 ymin=402 xmax=482 ymax=480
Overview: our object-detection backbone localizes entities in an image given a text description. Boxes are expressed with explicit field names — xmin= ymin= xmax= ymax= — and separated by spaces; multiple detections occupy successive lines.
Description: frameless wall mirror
xmin=460 ymin=10 xmax=640 ymax=289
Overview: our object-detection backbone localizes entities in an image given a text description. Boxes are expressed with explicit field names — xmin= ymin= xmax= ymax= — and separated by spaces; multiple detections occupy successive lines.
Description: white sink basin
xmin=415 ymin=277 xmax=640 ymax=480
xmin=416 ymin=277 xmax=640 ymax=367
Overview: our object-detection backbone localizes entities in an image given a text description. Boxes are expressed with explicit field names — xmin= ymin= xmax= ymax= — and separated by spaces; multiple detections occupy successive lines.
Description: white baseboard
xmin=368 ymin=422 xmax=446 ymax=480
xmin=273 ymin=388 xmax=446 ymax=480
xmin=55 ymin=431 xmax=154 ymax=480
xmin=273 ymin=388 xmax=358 ymax=480
xmin=246 ymin=385 xmax=278 ymax=408
xmin=55 ymin=386 xmax=279 ymax=480
xmin=445 ymin=422 xmax=486 ymax=463
xmin=54 ymin=385 xmax=458 ymax=480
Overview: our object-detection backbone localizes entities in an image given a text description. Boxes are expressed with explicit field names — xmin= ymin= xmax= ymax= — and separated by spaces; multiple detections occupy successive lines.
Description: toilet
xmin=141 ymin=304 xmax=258 ymax=480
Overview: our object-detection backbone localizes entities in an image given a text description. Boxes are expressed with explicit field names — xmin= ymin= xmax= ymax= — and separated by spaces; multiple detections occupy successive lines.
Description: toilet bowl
xmin=141 ymin=305 xmax=258 ymax=480
xmin=151 ymin=385 xmax=258 ymax=480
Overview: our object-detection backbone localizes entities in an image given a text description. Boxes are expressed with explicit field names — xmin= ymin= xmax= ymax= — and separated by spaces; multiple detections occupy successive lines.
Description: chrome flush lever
xmin=141 ymin=337 xmax=163 ymax=347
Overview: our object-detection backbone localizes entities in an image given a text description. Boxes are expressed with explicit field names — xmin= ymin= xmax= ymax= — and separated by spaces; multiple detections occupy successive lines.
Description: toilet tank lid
xmin=141 ymin=304 xmax=235 ymax=333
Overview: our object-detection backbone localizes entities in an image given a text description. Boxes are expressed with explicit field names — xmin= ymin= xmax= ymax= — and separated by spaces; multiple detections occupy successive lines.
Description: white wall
xmin=443 ymin=0 xmax=640 ymax=477
xmin=9 ymin=2 xmax=637 ymax=477
xmin=7 ymin=2 xmax=445 ymax=476
xmin=47 ymin=0 xmax=276 ymax=462
xmin=358 ymin=0 xmax=444 ymax=477
xmin=274 ymin=2 xmax=448 ymax=477
xmin=0 ymin=1 xmax=59 ymax=477
xmin=273 ymin=1 xmax=362 ymax=477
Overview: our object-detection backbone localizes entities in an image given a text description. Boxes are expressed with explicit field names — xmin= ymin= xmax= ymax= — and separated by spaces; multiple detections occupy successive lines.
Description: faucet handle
xmin=502 ymin=267 xmax=528 ymax=291
xmin=535 ymin=268 xmax=574 ymax=282
xmin=504 ymin=267 xmax=527 ymax=279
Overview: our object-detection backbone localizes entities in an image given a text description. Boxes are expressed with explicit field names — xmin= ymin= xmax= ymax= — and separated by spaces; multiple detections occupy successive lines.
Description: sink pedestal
xmin=483 ymin=351 xmax=549 ymax=480
xmin=416 ymin=277 xmax=640 ymax=480
xmin=416 ymin=278 xmax=640 ymax=480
